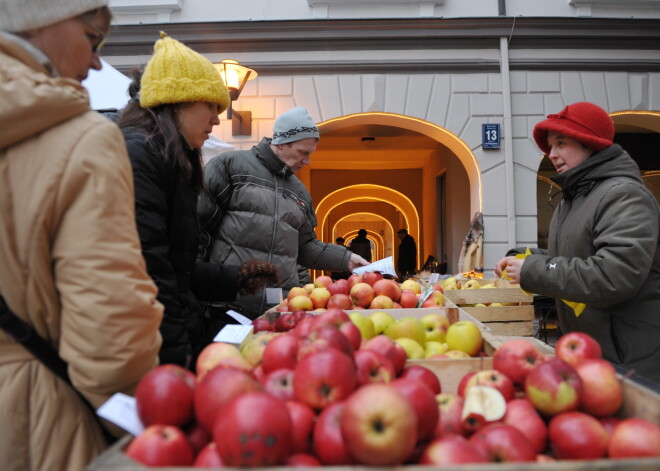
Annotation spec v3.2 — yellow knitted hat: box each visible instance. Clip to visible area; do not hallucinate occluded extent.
[140,32,230,112]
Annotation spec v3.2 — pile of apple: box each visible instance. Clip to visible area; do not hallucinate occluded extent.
[429,332,660,464]
[124,308,450,467]
[273,272,445,313]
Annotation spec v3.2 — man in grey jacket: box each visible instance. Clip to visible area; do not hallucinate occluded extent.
[198,107,368,317]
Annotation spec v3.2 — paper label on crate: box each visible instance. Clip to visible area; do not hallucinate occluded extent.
[428,273,440,284]
[352,256,397,277]
[224,309,252,326]
[265,288,284,304]
[97,393,143,436]
[214,324,253,344]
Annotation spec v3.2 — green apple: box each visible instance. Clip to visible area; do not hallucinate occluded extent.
[395,338,425,359]
[445,321,483,357]
[424,341,448,358]
[368,311,396,336]
[349,312,376,340]
[463,280,481,289]
[442,277,458,289]
[385,316,426,346]
[421,313,449,343]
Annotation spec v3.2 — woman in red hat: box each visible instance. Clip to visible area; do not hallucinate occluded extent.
[495,102,660,384]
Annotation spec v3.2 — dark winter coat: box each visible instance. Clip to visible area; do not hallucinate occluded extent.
[124,132,240,367]
[349,235,372,262]
[398,234,417,275]
[198,138,351,317]
[521,144,660,383]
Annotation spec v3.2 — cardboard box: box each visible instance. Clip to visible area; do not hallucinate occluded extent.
[444,279,535,336]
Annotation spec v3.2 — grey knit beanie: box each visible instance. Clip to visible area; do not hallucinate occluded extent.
[271,107,320,145]
[0,0,108,32]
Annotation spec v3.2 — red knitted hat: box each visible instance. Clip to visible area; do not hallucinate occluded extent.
[533,102,614,154]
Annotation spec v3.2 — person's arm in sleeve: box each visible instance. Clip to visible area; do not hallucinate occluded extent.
[53,122,162,409]
[521,184,658,307]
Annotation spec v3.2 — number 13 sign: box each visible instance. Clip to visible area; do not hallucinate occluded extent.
[482,123,500,149]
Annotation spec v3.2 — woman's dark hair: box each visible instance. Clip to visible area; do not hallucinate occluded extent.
[117,68,204,192]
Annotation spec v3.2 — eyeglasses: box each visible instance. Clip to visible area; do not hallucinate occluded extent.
[80,18,108,53]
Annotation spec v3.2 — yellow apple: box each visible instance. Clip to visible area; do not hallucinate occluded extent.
[400,279,422,295]
[445,321,483,357]
[424,341,449,358]
[368,311,396,336]
[474,303,488,308]
[443,282,459,290]
[240,331,279,367]
[463,280,481,289]
[349,312,376,340]
[443,350,472,359]
[442,277,458,289]
[394,337,425,359]
[489,303,503,307]
[481,283,496,289]
[421,313,450,343]
[385,316,426,346]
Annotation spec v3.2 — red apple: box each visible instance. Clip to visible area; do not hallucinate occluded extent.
[327,279,351,296]
[502,398,548,454]
[274,312,297,331]
[292,315,317,338]
[493,339,547,386]
[362,271,384,287]
[421,290,445,308]
[373,279,402,302]
[285,400,316,454]
[252,317,274,333]
[125,424,194,467]
[350,282,375,308]
[285,453,322,467]
[599,416,622,437]
[525,358,583,417]
[434,393,466,438]
[575,358,623,417]
[399,289,418,308]
[391,377,439,442]
[555,332,602,367]
[193,441,223,467]
[313,401,355,465]
[184,421,211,456]
[263,368,295,401]
[354,348,396,385]
[194,367,263,432]
[341,383,418,465]
[469,423,536,462]
[457,371,476,397]
[464,369,515,401]
[195,341,251,378]
[548,411,609,460]
[327,293,353,310]
[461,385,507,433]
[608,418,660,458]
[299,323,354,359]
[399,364,441,395]
[418,435,489,465]
[135,364,196,428]
[363,335,407,374]
[313,308,361,351]
[214,392,292,466]
[347,274,362,287]
[314,275,333,288]
[293,348,357,409]
[262,332,299,373]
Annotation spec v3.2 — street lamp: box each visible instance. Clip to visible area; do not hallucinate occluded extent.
[216,59,258,136]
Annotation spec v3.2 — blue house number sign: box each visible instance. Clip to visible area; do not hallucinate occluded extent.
[482,123,500,149]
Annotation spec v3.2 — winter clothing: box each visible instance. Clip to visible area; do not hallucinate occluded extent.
[350,231,372,262]
[139,32,230,112]
[198,137,352,317]
[533,102,615,155]
[0,32,162,471]
[397,231,417,276]
[122,132,242,367]
[0,0,108,32]
[520,144,660,383]
[271,106,319,144]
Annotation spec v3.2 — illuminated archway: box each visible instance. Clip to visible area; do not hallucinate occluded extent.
[318,112,482,213]
[338,213,393,261]
[316,184,421,268]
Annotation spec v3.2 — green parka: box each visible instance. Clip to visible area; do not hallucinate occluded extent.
[521,144,660,383]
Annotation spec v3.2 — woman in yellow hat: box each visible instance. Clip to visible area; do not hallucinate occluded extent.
[117,33,277,369]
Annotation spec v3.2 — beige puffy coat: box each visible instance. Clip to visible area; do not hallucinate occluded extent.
[0,33,163,471]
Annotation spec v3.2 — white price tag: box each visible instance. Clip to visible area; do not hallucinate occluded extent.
[225,309,252,325]
[213,324,253,346]
[265,288,283,304]
[97,393,143,436]
[352,256,398,277]
[429,273,440,284]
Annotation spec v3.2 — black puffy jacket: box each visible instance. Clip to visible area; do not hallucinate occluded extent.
[124,132,240,367]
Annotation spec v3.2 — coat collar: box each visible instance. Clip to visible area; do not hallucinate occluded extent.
[254,137,293,177]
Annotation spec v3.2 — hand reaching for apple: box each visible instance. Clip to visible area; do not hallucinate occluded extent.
[348,253,370,272]
[494,256,523,284]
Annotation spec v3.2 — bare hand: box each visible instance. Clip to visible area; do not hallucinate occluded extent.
[494,256,524,284]
[347,253,369,272]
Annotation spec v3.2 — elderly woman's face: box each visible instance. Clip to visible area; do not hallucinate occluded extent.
[28,13,109,82]
[546,131,593,174]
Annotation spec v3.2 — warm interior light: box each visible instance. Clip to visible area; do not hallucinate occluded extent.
[215,59,258,101]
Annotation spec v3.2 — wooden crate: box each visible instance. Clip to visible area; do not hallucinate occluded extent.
[444,279,535,336]
[88,351,660,471]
